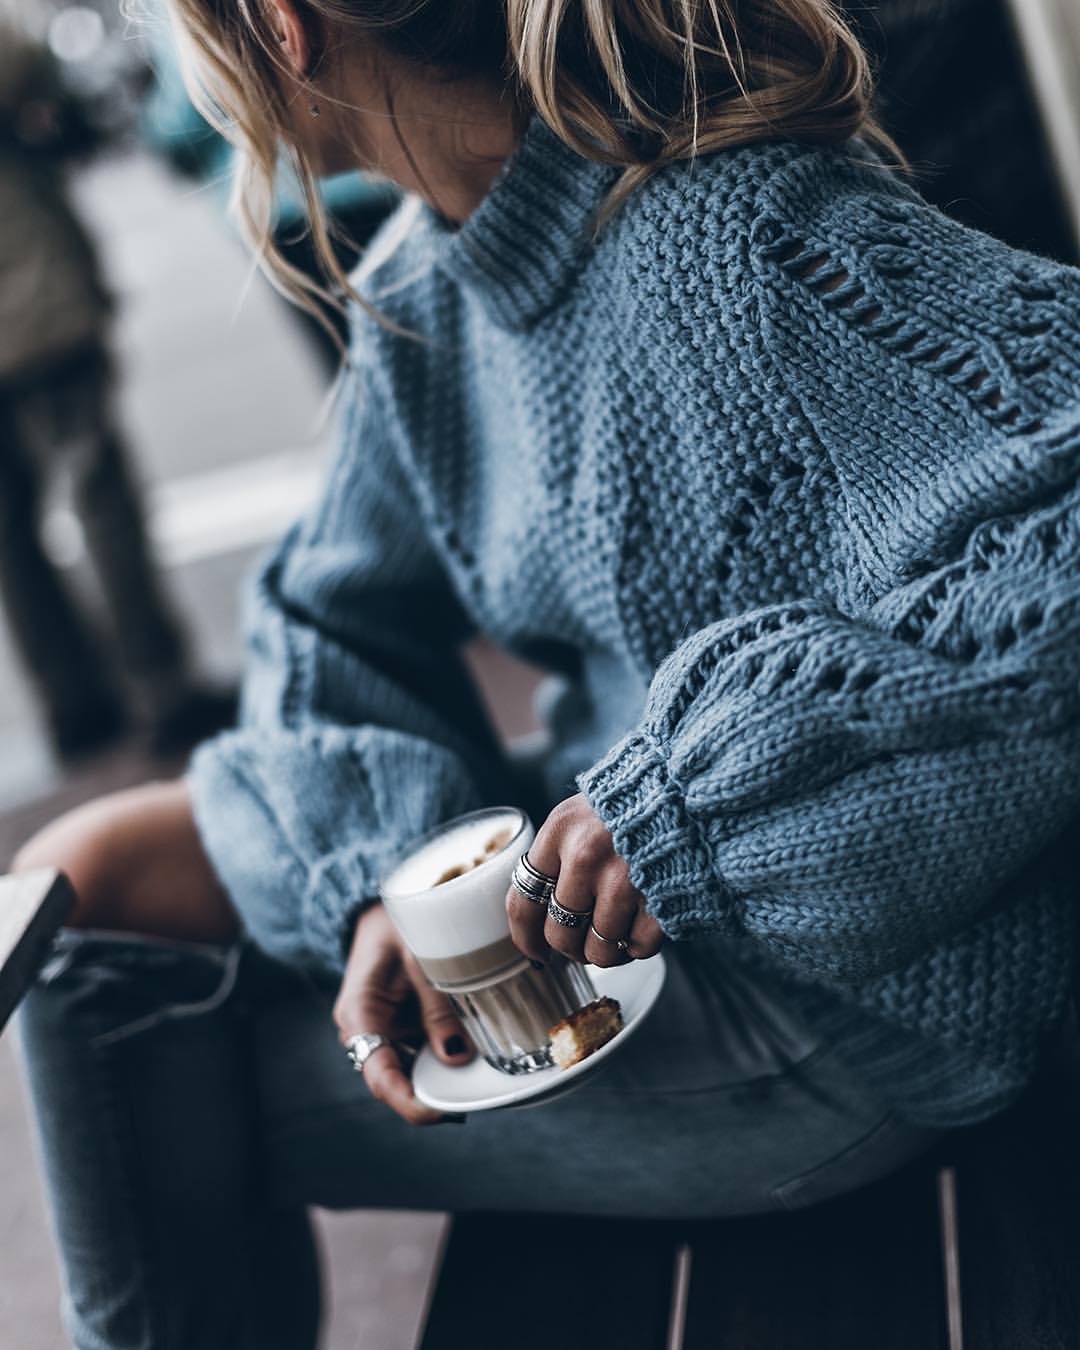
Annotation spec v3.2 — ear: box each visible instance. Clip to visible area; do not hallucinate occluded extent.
[264,0,312,80]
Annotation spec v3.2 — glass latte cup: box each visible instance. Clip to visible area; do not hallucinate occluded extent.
[378,806,596,1075]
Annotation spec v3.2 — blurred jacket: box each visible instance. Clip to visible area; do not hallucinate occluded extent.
[0,25,109,386]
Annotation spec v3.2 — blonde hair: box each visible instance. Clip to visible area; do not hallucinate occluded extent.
[165,0,896,344]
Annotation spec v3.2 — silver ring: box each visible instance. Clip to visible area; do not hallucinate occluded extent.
[511,863,553,905]
[547,894,593,929]
[589,922,632,953]
[520,850,557,884]
[512,852,556,905]
[345,1032,395,1075]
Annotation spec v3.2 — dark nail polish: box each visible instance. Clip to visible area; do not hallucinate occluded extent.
[444,1035,467,1056]
[530,960,545,971]
[437,1113,468,1125]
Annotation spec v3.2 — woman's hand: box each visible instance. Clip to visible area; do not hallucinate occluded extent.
[333,903,473,1125]
[505,793,665,967]
[12,779,241,945]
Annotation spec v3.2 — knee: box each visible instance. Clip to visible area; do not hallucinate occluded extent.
[15,793,127,897]
[13,781,182,931]
[13,780,241,946]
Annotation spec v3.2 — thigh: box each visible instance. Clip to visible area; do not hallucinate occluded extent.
[251,944,939,1219]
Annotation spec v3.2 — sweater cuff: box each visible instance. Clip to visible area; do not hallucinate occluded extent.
[574,728,738,940]
[301,851,379,975]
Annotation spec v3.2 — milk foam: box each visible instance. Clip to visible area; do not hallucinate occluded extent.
[380,808,532,959]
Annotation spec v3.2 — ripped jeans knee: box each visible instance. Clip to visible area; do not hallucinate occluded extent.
[25,927,247,1048]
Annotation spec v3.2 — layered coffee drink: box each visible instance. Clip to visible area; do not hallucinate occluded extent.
[379,807,596,1074]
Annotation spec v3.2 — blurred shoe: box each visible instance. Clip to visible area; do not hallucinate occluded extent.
[50,698,130,764]
[145,685,238,758]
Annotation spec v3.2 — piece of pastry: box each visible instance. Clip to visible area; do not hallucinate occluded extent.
[549,997,624,1069]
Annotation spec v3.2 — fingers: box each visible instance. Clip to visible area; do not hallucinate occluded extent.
[505,808,564,962]
[335,985,445,1127]
[506,795,664,967]
[362,1047,447,1127]
[334,905,463,1127]
[405,954,474,1067]
[626,910,666,961]
[541,844,596,961]
[582,867,639,968]
[506,887,552,964]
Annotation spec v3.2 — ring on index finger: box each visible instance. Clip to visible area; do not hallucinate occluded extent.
[512,851,556,906]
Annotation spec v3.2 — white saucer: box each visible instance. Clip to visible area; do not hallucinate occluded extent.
[412,954,667,1113]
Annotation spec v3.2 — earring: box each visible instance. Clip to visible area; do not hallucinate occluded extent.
[310,99,320,118]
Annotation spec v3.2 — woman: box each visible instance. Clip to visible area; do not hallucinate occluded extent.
[14,1,1080,1345]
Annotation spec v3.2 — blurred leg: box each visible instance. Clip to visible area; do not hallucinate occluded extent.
[39,354,189,689]
[14,932,321,1350]
[0,392,122,747]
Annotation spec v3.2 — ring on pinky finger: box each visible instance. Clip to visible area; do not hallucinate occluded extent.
[589,922,632,953]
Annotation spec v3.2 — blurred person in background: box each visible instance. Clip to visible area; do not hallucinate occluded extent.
[0,12,234,762]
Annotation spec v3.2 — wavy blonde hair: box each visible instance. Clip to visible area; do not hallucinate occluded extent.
[165,0,896,342]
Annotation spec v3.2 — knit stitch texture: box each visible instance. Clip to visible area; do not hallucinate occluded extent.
[189,115,1080,1127]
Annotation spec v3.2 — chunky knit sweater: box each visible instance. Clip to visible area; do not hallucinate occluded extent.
[190,114,1080,1128]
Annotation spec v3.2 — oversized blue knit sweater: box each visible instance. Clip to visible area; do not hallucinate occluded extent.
[189,114,1080,1128]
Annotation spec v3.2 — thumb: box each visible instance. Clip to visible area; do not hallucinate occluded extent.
[406,957,474,1066]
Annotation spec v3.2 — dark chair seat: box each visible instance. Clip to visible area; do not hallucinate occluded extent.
[420,1022,1080,1350]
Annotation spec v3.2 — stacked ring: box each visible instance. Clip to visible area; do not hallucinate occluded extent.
[547,894,593,929]
[512,851,556,906]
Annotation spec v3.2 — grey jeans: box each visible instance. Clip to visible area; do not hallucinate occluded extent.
[14,924,937,1350]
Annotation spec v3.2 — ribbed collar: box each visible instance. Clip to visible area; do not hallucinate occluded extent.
[414,115,622,331]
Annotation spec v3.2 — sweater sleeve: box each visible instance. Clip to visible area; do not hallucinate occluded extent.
[576,164,1080,985]
[187,346,511,975]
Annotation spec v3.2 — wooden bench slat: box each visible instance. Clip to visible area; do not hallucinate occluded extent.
[682,1167,948,1349]
[0,870,75,1031]
[419,1214,681,1350]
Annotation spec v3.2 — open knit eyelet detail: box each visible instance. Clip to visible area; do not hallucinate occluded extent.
[764,230,1064,442]
[1013,279,1055,303]
[727,512,752,541]
[884,484,1076,656]
[659,603,818,733]
[815,662,846,693]
[848,667,880,693]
